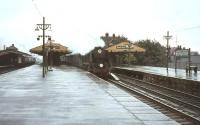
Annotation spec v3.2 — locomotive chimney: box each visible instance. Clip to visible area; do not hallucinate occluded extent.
[113,33,115,38]
[105,33,109,38]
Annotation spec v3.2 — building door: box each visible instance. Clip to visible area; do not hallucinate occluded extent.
[18,57,22,64]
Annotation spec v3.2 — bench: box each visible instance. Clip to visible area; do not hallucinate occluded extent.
[186,65,198,73]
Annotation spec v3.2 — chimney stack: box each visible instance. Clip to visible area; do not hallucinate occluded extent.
[113,33,115,38]
[105,33,109,38]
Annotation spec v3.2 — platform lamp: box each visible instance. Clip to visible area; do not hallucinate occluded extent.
[127,41,132,67]
[48,38,54,72]
[35,17,51,78]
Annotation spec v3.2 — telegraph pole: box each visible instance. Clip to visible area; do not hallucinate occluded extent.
[175,48,177,71]
[42,17,45,77]
[164,31,172,72]
[188,48,191,74]
[35,17,51,78]
[175,36,178,72]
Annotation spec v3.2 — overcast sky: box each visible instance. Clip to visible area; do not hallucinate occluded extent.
[0,0,200,55]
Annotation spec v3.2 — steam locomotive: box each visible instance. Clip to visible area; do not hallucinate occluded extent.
[61,47,111,78]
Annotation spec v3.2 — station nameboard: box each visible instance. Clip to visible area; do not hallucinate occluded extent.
[106,41,145,53]
[176,49,189,57]
[116,44,134,49]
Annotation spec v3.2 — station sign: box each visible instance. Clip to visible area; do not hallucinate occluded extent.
[176,49,189,57]
[116,44,134,49]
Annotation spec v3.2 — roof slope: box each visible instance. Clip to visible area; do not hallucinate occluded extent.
[30,42,71,55]
[0,50,31,57]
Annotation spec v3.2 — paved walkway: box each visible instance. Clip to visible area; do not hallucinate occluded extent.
[0,65,179,125]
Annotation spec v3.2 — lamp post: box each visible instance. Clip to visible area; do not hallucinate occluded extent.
[35,17,51,77]
[175,47,177,72]
[164,31,172,72]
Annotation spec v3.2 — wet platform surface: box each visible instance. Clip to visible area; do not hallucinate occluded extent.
[0,65,179,125]
[116,65,200,81]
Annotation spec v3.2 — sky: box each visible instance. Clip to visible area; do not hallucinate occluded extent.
[0,0,200,55]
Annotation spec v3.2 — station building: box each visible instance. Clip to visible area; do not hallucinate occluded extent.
[101,33,145,66]
[0,44,35,66]
[169,51,200,70]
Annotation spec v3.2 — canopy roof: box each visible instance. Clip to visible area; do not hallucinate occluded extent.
[105,41,145,53]
[30,42,71,55]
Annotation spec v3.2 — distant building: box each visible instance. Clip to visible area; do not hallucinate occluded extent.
[191,51,199,56]
[169,47,200,70]
[170,46,199,56]
[169,55,200,70]
[0,44,34,66]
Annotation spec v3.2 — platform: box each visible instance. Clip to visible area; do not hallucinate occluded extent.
[116,65,200,81]
[0,65,179,125]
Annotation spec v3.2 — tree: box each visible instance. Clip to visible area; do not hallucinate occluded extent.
[134,39,167,67]
[123,53,136,64]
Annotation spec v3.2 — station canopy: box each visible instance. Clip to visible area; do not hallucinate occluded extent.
[106,41,145,53]
[30,41,71,55]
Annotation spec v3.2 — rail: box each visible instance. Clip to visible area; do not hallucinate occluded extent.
[108,73,200,124]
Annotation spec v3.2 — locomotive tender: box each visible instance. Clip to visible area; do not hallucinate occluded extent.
[61,47,111,78]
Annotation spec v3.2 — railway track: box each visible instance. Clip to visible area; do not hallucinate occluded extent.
[0,65,30,74]
[108,73,200,125]
[0,66,16,74]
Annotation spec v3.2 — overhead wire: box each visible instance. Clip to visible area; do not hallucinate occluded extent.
[174,25,200,49]
[31,0,43,17]
[182,25,200,31]
[177,25,200,32]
